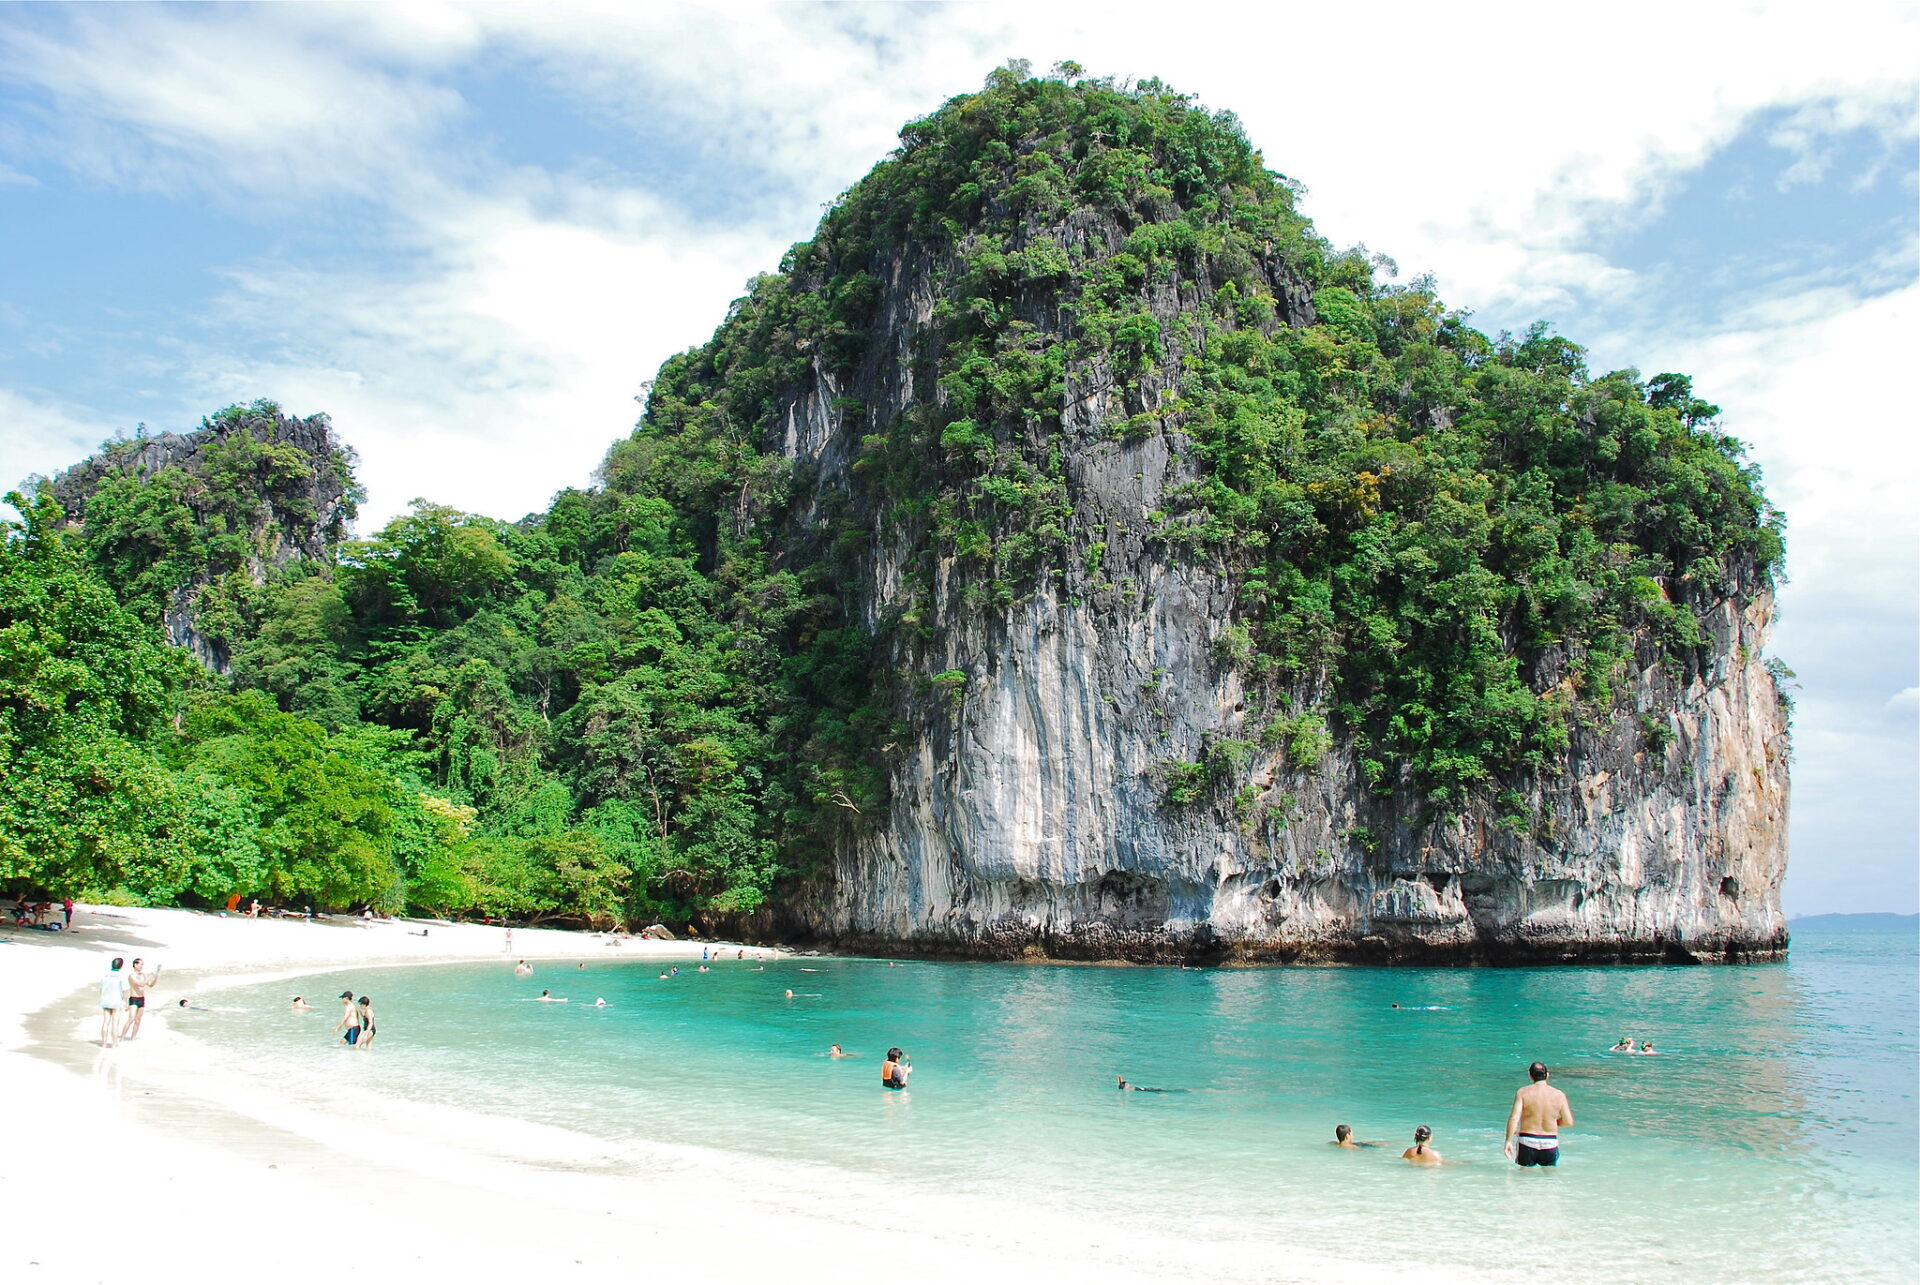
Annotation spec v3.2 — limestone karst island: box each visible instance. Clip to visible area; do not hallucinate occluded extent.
[3,69,1790,965]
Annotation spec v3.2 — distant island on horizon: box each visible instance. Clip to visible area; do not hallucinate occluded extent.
[1789,913,1919,934]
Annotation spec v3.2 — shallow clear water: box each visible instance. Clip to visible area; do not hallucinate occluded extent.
[191,931,1917,1281]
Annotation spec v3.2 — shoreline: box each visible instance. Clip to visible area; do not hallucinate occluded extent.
[4,905,1405,1285]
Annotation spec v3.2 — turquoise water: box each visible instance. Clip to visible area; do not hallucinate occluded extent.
[191,932,1917,1281]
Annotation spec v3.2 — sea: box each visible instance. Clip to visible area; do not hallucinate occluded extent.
[184,929,1917,1282]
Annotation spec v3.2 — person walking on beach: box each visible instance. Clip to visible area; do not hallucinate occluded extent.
[334,991,362,1045]
[120,958,159,1040]
[99,957,129,1047]
[1504,1062,1574,1167]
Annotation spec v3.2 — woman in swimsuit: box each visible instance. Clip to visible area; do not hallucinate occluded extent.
[1402,1125,1442,1166]
[356,996,376,1050]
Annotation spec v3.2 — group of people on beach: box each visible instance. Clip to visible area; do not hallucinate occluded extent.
[1327,1062,1574,1168]
[8,895,74,930]
[96,956,159,1046]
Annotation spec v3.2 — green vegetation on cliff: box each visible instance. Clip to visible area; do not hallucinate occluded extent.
[2,66,1783,922]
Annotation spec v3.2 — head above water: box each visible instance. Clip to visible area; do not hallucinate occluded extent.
[1413,1125,1431,1143]
[1529,1062,1549,1081]
[1335,1124,1352,1142]
[886,1047,903,1061]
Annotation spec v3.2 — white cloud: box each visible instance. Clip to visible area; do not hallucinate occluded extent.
[0,387,109,492]
[192,189,782,524]
[1889,687,1920,717]
[0,7,468,206]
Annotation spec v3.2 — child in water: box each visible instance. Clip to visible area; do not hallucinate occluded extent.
[881,1048,911,1088]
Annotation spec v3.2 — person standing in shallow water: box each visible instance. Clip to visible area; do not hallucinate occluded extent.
[121,958,159,1040]
[881,1048,911,1088]
[98,957,129,1047]
[334,991,361,1045]
[1505,1061,1574,1167]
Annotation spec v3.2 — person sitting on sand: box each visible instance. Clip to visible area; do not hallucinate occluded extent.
[1332,1124,1383,1148]
[1403,1125,1443,1166]
[881,1048,911,1088]
[514,960,533,976]
[291,997,313,1012]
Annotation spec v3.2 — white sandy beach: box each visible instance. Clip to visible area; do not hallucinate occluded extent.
[2,905,1430,1285]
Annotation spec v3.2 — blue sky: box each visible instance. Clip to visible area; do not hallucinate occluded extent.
[0,1,1913,915]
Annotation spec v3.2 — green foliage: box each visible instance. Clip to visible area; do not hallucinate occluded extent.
[9,66,1787,922]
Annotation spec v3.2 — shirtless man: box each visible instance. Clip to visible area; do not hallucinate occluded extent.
[1504,1061,1574,1167]
[120,958,159,1039]
[334,991,362,1045]
[1332,1124,1382,1148]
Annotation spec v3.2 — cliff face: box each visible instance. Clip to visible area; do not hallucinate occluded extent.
[626,73,1792,961]
[46,403,358,671]
[756,239,1787,963]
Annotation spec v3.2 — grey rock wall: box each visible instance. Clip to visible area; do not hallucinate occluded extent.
[755,226,1789,965]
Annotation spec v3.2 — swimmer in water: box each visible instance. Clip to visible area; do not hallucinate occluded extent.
[1611,1036,1635,1052]
[1116,1076,1181,1093]
[881,1048,911,1088]
[1639,1040,1659,1056]
[291,996,313,1012]
[594,997,607,1007]
[698,965,709,973]
[829,1044,853,1058]
[784,989,794,999]
[537,990,567,1002]
[514,960,533,976]
[1332,1124,1383,1148]
[1402,1125,1443,1166]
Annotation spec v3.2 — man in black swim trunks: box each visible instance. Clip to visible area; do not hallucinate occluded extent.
[1504,1061,1574,1167]
[121,958,158,1040]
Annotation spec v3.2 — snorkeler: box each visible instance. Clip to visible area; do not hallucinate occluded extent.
[1611,1036,1635,1052]
[1403,1125,1443,1166]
